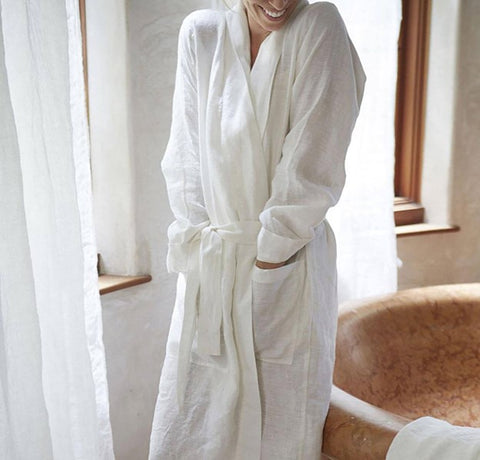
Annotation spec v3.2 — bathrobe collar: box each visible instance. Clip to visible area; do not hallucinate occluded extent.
[226,0,307,139]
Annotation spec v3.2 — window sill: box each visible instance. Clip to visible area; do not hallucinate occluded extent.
[98,274,152,295]
[394,197,460,237]
[394,199,425,226]
[396,223,460,238]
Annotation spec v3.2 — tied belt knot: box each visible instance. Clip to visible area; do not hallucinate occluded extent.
[177,220,261,406]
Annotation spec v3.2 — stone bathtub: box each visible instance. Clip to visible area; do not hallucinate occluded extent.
[322,283,480,459]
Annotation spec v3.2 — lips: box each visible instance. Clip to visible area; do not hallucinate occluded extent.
[259,5,287,21]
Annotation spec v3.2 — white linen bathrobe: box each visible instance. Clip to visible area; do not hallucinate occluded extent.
[149,1,365,459]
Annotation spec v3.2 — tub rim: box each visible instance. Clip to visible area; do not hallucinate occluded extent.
[323,283,480,459]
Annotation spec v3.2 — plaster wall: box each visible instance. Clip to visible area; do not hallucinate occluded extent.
[88,1,209,459]
[86,0,136,275]
[397,0,480,289]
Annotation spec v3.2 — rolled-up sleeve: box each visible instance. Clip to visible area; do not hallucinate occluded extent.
[257,4,366,263]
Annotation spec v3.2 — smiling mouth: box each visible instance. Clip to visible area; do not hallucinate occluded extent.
[259,5,287,20]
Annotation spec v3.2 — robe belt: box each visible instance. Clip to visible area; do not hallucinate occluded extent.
[177,220,261,407]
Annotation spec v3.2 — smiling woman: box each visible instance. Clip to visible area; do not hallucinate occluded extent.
[148,1,365,459]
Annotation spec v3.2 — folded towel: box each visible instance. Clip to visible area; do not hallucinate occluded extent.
[387,416,480,460]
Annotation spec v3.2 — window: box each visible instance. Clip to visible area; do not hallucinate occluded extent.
[79,0,152,294]
[394,0,431,226]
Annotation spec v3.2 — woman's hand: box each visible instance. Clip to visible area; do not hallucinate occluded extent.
[255,252,298,269]
[255,259,288,269]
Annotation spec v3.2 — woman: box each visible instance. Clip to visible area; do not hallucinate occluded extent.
[149,1,365,458]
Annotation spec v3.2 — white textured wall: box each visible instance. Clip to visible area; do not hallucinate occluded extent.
[397,0,480,289]
[88,1,210,459]
[419,0,459,224]
[87,0,137,275]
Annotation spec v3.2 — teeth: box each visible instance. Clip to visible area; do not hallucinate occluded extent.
[262,7,286,18]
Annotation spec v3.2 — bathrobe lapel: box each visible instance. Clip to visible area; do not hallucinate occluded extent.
[225,4,282,150]
[250,31,283,142]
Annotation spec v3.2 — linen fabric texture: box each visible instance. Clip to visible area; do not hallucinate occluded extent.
[387,416,480,460]
[149,1,365,459]
[0,0,114,458]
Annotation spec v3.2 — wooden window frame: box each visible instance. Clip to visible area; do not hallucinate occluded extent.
[79,0,89,119]
[394,0,431,226]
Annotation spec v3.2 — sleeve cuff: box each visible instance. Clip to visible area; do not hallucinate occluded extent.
[165,220,209,273]
[166,243,189,273]
[256,226,310,264]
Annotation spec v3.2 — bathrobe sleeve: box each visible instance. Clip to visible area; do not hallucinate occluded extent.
[257,4,366,264]
[162,16,209,273]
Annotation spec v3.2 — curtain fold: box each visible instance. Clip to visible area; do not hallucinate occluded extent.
[0,0,114,458]
[0,10,53,458]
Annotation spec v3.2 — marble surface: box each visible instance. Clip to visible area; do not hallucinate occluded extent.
[323,386,408,459]
[323,283,480,459]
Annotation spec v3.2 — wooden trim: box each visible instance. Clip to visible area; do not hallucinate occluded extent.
[394,200,424,226]
[79,0,89,120]
[99,275,152,295]
[396,223,459,238]
[97,255,152,295]
[394,0,431,202]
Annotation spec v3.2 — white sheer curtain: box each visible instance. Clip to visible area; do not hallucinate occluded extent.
[0,0,114,458]
[324,0,400,302]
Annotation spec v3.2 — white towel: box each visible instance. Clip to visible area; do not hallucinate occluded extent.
[387,416,480,459]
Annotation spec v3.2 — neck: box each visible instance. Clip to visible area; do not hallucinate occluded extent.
[245,15,271,68]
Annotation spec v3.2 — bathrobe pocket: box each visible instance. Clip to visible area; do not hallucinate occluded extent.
[252,259,304,364]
